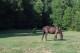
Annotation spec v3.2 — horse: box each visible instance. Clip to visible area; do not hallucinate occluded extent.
[42,26,63,41]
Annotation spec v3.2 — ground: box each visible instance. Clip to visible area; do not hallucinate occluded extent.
[0,30,80,53]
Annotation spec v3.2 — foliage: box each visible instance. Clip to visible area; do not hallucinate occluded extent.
[32,28,37,33]
[0,0,80,31]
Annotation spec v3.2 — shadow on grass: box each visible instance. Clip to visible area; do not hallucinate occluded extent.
[0,29,42,38]
[47,39,66,41]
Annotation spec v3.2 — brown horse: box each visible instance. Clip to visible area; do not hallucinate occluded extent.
[42,26,63,41]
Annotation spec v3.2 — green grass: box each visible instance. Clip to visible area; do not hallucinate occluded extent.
[0,30,80,53]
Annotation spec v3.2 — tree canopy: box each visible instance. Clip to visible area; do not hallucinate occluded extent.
[0,0,80,30]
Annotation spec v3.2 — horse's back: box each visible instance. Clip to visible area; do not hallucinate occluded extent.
[43,26,60,34]
[48,27,56,34]
[42,26,50,33]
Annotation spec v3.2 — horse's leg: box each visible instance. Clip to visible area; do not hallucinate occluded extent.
[45,33,47,41]
[54,32,57,41]
[42,33,45,41]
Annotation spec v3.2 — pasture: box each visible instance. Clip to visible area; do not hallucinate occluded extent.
[0,30,80,53]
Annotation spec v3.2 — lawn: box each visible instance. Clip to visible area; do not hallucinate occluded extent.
[0,30,80,53]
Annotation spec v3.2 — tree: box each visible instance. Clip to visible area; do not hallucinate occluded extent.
[50,0,66,27]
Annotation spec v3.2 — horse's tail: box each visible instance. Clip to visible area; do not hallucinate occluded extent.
[59,28,63,40]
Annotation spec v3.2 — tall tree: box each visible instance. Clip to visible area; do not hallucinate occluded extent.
[51,0,66,27]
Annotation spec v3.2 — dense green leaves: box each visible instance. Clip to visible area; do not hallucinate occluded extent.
[50,0,80,30]
[34,0,43,14]
[62,7,72,30]
[0,0,80,30]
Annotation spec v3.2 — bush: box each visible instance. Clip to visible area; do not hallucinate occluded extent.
[32,28,37,33]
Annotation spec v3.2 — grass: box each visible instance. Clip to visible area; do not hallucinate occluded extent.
[0,30,80,53]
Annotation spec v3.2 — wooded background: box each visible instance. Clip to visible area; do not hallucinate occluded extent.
[0,0,80,30]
